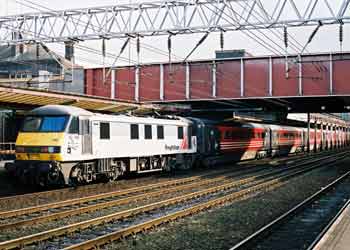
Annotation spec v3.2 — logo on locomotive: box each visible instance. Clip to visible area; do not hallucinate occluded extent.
[165,145,180,151]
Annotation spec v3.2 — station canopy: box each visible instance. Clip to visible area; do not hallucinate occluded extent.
[0,85,153,113]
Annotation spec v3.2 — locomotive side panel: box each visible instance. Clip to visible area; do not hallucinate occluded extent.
[90,119,196,159]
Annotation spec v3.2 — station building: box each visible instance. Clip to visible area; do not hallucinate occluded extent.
[0,43,85,147]
[0,43,84,94]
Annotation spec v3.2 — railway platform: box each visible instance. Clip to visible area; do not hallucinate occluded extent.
[0,160,12,168]
[313,200,350,250]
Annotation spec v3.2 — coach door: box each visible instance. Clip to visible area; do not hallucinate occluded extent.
[271,129,278,149]
[264,129,270,149]
[81,119,92,155]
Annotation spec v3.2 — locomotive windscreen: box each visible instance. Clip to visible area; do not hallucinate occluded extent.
[21,116,69,132]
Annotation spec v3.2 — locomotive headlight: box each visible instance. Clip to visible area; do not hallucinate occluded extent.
[48,146,60,153]
[48,146,54,153]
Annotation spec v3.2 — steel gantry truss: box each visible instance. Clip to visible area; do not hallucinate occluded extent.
[0,0,350,44]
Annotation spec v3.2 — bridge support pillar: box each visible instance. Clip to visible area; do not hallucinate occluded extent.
[334,125,337,149]
[135,66,140,102]
[320,122,324,150]
[212,61,217,98]
[185,63,190,99]
[160,64,164,100]
[336,126,339,148]
[111,69,115,99]
[326,124,329,150]
[314,119,317,152]
[340,127,343,147]
[330,125,333,149]
[307,113,310,153]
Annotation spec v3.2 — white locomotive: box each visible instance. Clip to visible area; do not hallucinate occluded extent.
[12,105,196,185]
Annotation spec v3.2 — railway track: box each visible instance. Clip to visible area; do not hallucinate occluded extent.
[0,151,346,250]
[0,157,275,208]
[0,162,272,210]
[229,166,350,250]
[0,148,340,211]
[0,164,275,219]
[0,166,271,230]
[0,150,341,230]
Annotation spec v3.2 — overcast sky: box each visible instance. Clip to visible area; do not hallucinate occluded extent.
[1,0,350,67]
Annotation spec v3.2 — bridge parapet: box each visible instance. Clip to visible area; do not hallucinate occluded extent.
[85,52,350,109]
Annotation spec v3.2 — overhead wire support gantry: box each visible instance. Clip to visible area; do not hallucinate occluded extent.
[0,0,350,45]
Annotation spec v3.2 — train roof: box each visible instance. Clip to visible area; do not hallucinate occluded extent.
[220,121,305,130]
[241,122,269,129]
[92,113,191,126]
[269,124,304,131]
[30,105,93,116]
[218,121,270,129]
[29,105,191,125]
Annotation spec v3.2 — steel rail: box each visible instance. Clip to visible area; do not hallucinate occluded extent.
[0,163,258,204]
[0,150,343,231]
[0,166,272,230]
[3,149,329,230]
[0,167,240,219]
[229,169,350,250]
[306,200,350,250]
[0,153,341,226]
[0,146,337,204]
[63,155,349,250]
[0,152,346,250]
[0,150,339,221]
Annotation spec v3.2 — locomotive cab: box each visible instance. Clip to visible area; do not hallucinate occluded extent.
[10,106,93,186]
[16,115,69,161]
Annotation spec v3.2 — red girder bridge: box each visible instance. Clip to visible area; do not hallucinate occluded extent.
[1,0,350,114]
[86,52,350,113]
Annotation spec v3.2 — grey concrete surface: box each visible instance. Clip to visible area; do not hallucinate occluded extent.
[314,201,350,250]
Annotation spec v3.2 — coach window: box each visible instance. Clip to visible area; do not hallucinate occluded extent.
[230,131,234,138]
[178,126,184,139]
[100,122,110,139]
[131,124,139,139]
[145,125,152,139]
[157,125,164,139]
[69,117,79,134]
